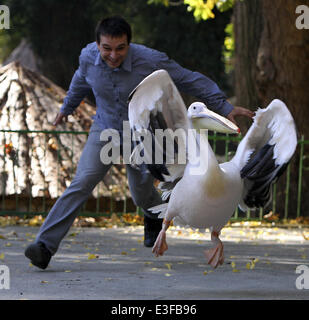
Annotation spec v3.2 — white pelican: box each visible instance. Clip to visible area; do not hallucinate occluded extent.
[128,70,297,268]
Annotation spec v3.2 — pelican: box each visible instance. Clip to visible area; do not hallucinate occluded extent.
[128,70,297,268]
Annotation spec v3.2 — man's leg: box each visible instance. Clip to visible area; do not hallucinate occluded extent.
[25,123,112,267]
[126,165,163,247]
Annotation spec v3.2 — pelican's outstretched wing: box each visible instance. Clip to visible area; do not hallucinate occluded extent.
[128,69,190,185]
[231,99,297,209]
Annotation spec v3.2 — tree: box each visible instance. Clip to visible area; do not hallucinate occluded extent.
[234,0,309,216]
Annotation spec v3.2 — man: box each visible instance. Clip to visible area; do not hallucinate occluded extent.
[25,16,254,269]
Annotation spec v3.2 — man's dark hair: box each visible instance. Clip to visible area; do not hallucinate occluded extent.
[95,16,132,44]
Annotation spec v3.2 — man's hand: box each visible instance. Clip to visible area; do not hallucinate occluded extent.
[53,112,68,126]
[227,106,255,125]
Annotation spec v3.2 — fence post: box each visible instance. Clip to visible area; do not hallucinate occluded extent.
[297,135,304,218]
[284,163,291,220]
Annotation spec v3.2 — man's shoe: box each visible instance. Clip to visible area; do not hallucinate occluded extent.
[24,242,52,270]
[144,216,163,247]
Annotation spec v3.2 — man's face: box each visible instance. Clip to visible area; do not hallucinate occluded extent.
[97,34,129,69]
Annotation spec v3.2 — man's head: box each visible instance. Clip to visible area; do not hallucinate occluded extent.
[96,16,131,69]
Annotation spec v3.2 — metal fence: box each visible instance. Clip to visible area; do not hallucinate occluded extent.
[0,129,308,220]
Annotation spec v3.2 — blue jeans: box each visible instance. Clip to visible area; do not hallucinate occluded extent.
[35,123,162,255]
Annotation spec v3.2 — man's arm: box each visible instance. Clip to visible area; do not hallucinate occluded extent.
[54,53,92,126]
[154,51,254,122]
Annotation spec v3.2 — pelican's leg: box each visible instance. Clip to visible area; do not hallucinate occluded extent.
[152,219,170,257]
[204,230,224,268]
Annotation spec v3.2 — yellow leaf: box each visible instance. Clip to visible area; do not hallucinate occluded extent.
[231,261,236,268]
[203,271,208,275]
[0,234,6,239]
[64,270,71,273]
[69,232,78,237]
[301,254,307,259]
[246,263,251,270]
[5,242,11,247]
[165,273,171,277]
[165,263,172,270]
[0,253,4,260]
[144,261,153,265]
[130,248,137,252]
[87,253,98,260]
[121,251,128,255]
[232,269,240,272]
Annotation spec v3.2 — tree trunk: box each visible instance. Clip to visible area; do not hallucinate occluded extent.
[234,0,309,217]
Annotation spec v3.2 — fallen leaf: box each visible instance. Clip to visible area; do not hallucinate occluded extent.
[87,253,99,260]
[40,281,48,284]
[165,263,172,270]
[121,251,128,255]
[0,253,4,260]
[65,270,71,273]
[232,269,240,273]
[5,242,11,247]
[231,261,236,268]
[165,273,171,277]
[69,232,78,237]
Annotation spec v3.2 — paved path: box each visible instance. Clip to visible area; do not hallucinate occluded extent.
[1,225,309,300]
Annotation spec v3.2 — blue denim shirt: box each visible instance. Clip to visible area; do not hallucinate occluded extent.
[60,42,234,132]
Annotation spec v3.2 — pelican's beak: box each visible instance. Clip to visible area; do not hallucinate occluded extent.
[190,109,240,134]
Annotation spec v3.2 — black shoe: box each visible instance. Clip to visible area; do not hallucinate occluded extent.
[24,242,52,270]
[144,216,163,247]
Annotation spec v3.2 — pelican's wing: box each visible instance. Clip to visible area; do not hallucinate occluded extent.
[231,99,297,210]
[128,69,190,187]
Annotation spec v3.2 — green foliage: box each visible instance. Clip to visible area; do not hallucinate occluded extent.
[223,22,234,73]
